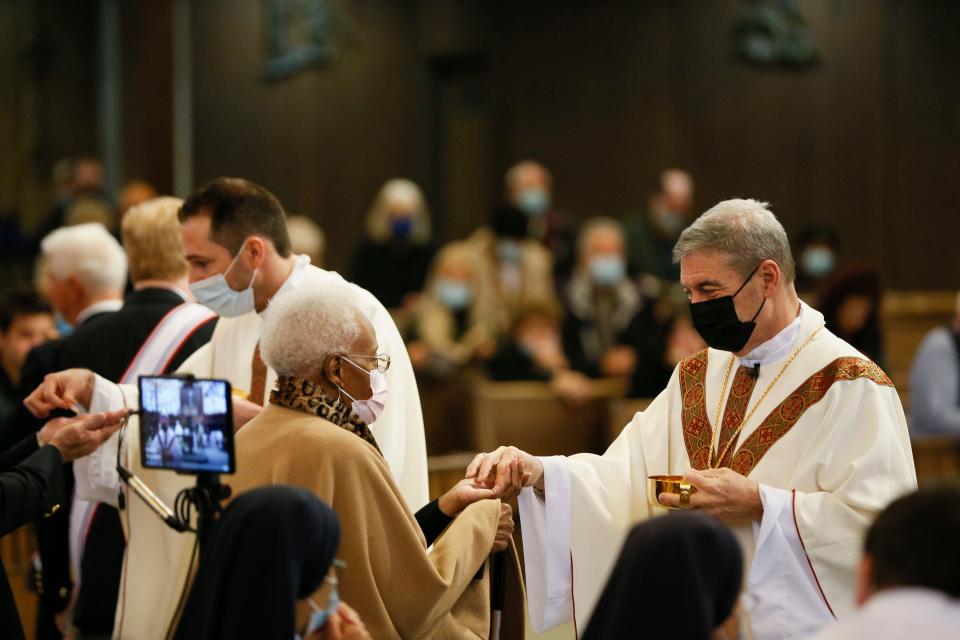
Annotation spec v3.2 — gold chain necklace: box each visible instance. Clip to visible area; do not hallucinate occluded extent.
[709,324,824,469]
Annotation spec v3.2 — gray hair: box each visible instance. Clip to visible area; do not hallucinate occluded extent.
[41,222,128,295]
[672,199,795,282]
[576,217,625,258]
[260,285,368,379]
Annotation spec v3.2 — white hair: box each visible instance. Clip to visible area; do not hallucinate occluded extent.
[672,199,796,282]
[260,285,368,378]
[41,222,128,295]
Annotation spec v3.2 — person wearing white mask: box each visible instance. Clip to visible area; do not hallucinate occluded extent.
[561,217,661,380]
[229,285,526,639]
[26,178,428,640]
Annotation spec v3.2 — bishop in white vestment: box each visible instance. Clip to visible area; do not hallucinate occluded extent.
[469,200,917,639]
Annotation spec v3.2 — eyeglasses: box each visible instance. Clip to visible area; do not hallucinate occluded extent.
[340,353,391,373]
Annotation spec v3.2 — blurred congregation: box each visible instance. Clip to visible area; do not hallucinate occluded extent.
[1,1,960,640]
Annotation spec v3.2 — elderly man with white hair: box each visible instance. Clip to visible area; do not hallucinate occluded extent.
[467,199,917,639]
[17,206,217,639]
[229,285,525,639]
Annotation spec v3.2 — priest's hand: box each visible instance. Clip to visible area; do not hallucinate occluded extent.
[308,602,371,640]
[491,502,514,553]
[438,478,497,517]
[24,368,96,418]
[658,468,763,522]
[467,446,543,495]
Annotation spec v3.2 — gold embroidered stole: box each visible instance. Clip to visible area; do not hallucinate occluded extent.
[678,349,893,476]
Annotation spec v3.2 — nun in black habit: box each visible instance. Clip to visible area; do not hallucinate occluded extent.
[173,485,343,640]
[582,512,744,640]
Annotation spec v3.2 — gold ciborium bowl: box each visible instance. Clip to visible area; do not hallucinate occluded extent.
[648,475,696,510]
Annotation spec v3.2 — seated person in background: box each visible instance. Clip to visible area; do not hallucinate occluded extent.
[407,242,498,378]
[504,160,575,281]
[792,226,840,298]
[467,204,558,332]
[118,179,158,218]
[628,300,706,398]
[488,302,593,404]
[561,218,660,380]
[352,179,436,310]
[625,168,695,281]
[0,291,56,425]
[908,291,960,436]
[583,513,743,640]
[286,214,327,268]
[811,486,960,640]
[231,286,524,639]
[818,264,885,367]
[175,485,370,640]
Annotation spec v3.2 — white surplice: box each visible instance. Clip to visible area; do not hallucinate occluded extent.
[73,256,428,640]
[518,302,917,639]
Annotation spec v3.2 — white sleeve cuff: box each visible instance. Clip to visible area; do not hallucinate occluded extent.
[73,375,128,507]
[748,484,833,639]
[518,456,573,632]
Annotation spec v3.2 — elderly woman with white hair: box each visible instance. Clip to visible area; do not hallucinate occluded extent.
[230,285,526,639]
[352,179,436,309]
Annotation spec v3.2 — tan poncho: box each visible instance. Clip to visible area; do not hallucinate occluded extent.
[231,403,524,639]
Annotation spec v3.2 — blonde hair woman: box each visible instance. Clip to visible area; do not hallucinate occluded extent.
[352,179,436,309]
[407,242,498,377]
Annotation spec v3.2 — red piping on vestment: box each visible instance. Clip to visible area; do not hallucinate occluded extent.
[791,489,837,619]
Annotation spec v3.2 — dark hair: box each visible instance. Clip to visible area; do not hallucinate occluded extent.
[0,291,52,333]
[491,205,529,240]
[864,486,960,597]
[179,177,292,257]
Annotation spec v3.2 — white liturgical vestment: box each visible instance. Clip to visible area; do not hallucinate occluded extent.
[74,256,428,640]
[518,302,916,639]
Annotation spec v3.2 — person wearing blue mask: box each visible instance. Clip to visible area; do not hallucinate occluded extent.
[352,179,436,309]
[561,218,662,381]
[466,205,559,333]
[793,227,841,296]
[504,160,576,281]
[407,242,499,378]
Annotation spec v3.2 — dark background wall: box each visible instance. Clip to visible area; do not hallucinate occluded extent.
[4,0,959,288]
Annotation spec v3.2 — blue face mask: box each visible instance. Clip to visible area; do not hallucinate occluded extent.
[390,217,413,240]
[435,279,472,311]
[589,255,626,286]
[189,243,257,317]
[515,187,550,217]
[304,576,339,638]
[496,240,522,264]
[800,247,835,279]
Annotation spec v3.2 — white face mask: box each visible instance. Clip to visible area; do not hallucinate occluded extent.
[189,244,258,317]
[337,357,388,424]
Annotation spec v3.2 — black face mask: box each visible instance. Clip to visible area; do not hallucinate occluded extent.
[690,266,766,353]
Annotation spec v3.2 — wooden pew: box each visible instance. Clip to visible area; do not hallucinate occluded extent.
[911,435,960,487]
[881,290,957,410]
[471,379,627,457]
[1,525,37,640]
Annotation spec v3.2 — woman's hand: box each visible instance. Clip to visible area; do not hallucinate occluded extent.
[438,478,496,517]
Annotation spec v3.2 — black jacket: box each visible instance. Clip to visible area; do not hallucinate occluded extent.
[1,288,216,634]
[0,441,64,640]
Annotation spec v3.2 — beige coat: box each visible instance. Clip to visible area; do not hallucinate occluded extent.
[231,404,524,639]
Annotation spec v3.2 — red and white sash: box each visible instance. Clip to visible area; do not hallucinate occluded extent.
[69,302,216,588]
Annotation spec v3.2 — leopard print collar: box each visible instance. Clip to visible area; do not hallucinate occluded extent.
[269,375,382,456]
